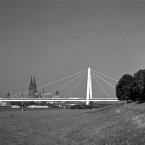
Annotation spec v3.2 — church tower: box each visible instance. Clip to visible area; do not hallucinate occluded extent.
[29,77,33,91]
[28,76,37,98]
[33,77,37,94]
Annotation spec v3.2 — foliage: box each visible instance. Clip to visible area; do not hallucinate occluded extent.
[116,69,145,102]
[134,69,145,101]
[116,74,134,101]
[10,101,37,107]
[70,103,94,109]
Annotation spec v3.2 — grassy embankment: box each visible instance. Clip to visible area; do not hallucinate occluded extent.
[0,102,145,145]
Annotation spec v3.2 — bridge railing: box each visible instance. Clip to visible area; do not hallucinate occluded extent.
[0,98,118,102]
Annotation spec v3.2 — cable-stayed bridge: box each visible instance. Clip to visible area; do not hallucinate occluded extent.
[0,67,118,105]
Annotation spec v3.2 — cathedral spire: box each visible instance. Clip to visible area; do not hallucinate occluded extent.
[29,76,37,98]
[33,76,37,92]
[33,77,36,88]
[29,76,33,90]
[31,76,33,84]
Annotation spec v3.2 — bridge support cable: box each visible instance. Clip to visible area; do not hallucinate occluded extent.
[47,71,87,96]
[12,69,87,98]
[37,69,87,90]
[91,73,111,98]
[91,71,115,89]
[64,73,87,98]
[92,69,118,82]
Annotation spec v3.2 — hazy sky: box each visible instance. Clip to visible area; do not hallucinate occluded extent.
[0,0,145,96]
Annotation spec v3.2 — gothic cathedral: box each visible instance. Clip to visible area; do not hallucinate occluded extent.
[29,77,37,98]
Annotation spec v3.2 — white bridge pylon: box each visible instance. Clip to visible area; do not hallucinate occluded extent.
[0,67,118,105]
[86,67,92,105]
[86,67,117,105]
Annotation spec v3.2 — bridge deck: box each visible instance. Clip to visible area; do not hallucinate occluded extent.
[0,98,118,102]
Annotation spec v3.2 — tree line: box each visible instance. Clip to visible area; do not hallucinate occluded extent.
[116,69,145,102]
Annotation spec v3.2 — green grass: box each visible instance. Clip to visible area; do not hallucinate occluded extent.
[0,102,145,145]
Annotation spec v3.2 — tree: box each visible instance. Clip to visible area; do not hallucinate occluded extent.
[129,81,139,101]
[134,69,145,101]
[116,74,134,101]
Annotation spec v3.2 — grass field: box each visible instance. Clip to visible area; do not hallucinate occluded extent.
[0,102,145,145]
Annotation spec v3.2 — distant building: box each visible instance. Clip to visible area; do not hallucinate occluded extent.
[41,93,52,98]
[28,77,37,98]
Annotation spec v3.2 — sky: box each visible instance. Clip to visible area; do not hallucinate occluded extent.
[0,0,145,96]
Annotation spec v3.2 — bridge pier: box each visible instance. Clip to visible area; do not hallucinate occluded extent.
[86,67,92,105]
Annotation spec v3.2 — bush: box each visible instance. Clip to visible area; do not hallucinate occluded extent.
[10,101,37,107]
[70,103,94,109]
